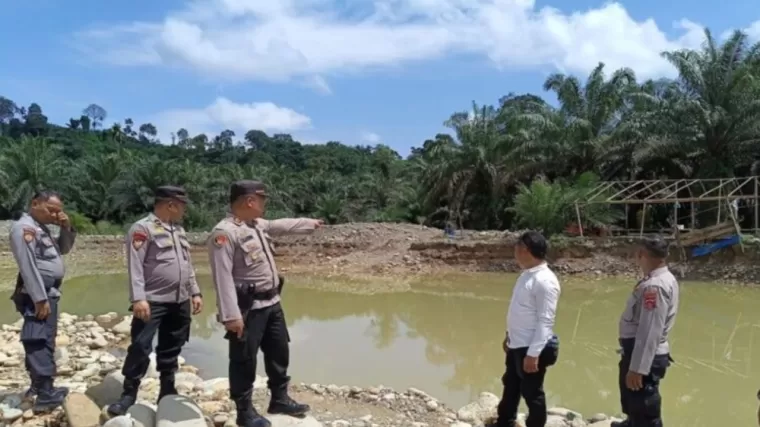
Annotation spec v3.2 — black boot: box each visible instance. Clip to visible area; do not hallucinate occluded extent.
[158,373,178,403]
[235,398,271,427]
[267,392,310,417]
[107,379,140,417]
[32,378,68,414]
[611,421,630,427]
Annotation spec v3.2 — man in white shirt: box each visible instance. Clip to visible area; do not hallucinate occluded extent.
[493,231,561,427]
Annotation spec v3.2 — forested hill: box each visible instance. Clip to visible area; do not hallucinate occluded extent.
[1,28,759,235]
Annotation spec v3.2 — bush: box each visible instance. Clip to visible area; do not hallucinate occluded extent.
[509,172,623,236]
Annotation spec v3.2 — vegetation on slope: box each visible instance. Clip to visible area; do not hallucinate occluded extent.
[1,29,759,235]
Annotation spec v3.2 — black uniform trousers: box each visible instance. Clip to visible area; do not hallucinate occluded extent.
[618,338,671,427]
[228,302,291,402]
[496,345,558,427]
[18,295,60,379]
[121,300,191,380]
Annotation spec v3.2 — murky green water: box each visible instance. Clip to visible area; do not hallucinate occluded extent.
[1,273,757,426]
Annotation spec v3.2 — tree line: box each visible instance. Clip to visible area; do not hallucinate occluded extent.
[1,29,759,235]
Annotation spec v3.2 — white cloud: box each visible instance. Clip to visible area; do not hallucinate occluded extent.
[302,75,332,95]
[152,97,311,140]
[360,131,382,143]
[71,0,760,83]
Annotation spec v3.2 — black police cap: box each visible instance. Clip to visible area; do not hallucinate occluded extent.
[154,186,189,203]
[229,180,267,204]
[641,235,669,259]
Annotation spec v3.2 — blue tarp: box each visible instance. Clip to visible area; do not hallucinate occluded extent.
[690,234,741,258]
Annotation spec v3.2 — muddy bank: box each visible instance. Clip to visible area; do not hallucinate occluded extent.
[1,222,759,285]
[0,312,620,427]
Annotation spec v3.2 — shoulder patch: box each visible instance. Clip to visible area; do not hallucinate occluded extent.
[212,233,229,247]
[643,287,658,310]
[132,230,148,250]
[22,227,36,243]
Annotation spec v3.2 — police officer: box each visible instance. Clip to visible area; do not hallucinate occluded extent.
[8,190,76,414]
[108,186,204,416]
[208,180,322,427]
[612,237,679,427]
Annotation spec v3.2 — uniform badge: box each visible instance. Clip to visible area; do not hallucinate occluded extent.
[643,287,658,310]
[22,227,35,243]
[132,231,148,250]
[213,234,228,247]
[250,252,258,261]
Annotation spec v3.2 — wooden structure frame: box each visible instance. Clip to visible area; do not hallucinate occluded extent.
[573,177,760,238]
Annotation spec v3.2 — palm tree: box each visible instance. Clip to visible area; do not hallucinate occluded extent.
[420,103,531,229]
[636,29,760,178]
[0,135,69,213]
[528,63,639,178]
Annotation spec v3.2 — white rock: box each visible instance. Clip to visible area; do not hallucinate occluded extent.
[103,415,134,427]
[268,415,324,427]
[546,414,571,427]
[1,407,23,422]
[449,423,472,427]
[127,403,157,427]
[86,371,125,408]
[112,317,132,335]
[156,395,206,427]
[456,392,499,423]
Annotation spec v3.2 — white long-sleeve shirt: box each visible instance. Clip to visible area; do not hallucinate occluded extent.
[506,263,561,357]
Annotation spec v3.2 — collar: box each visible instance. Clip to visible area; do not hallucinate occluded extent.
[523,262,548,274]
[225,213,244,226]
[21,212,39,226]
[649,266,669,277]
[148,213,172,228]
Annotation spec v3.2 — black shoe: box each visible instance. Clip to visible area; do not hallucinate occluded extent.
[611,421,630,427]
[235,399,271,427]
[107,379,140,417]
[158,374,178,402]
[32,378,69,414]
[267,395,310,417]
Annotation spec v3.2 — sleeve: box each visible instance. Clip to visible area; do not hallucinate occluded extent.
[258,218,317,237]
[57,226,77,255]
[207,230,240,322]
[629,285,668,374]
[126,224,149,302]
[527,275,560,357]
[187,249,201,297]
[9,225,48,303]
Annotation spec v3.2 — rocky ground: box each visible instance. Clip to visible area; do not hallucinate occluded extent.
[0,312,619,427]
[2,221,760,286]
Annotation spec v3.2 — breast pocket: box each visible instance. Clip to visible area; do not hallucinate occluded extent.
[37,237,58,260]
[153,235,176,261]
[240,242,263,267]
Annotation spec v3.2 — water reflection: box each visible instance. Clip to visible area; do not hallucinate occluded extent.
[1,273,758,426]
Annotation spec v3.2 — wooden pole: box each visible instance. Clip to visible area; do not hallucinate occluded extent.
[717,180,723,223]
[674,182,679,230]
[640,204,647,237]
[754,177,758,235]
[574,203,584,237]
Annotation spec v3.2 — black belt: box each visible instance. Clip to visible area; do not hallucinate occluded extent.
[251,288,278,301]
[618,338,675,363]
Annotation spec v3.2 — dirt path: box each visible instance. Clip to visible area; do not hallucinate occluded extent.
[1,222,759,288]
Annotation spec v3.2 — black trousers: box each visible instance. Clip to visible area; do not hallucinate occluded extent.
[121,301,191,380]
[618,344,670,427]
[19,296,60,379]
[496,346,558,427]
[228,302,291,402]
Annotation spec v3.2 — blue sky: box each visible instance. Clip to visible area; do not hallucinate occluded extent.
[1,0,758,156]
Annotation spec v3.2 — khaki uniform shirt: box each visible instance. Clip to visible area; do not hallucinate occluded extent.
[619,266,680,374]
[9,213,76,302]
[126,213,200,303]
[207,214,317,322]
